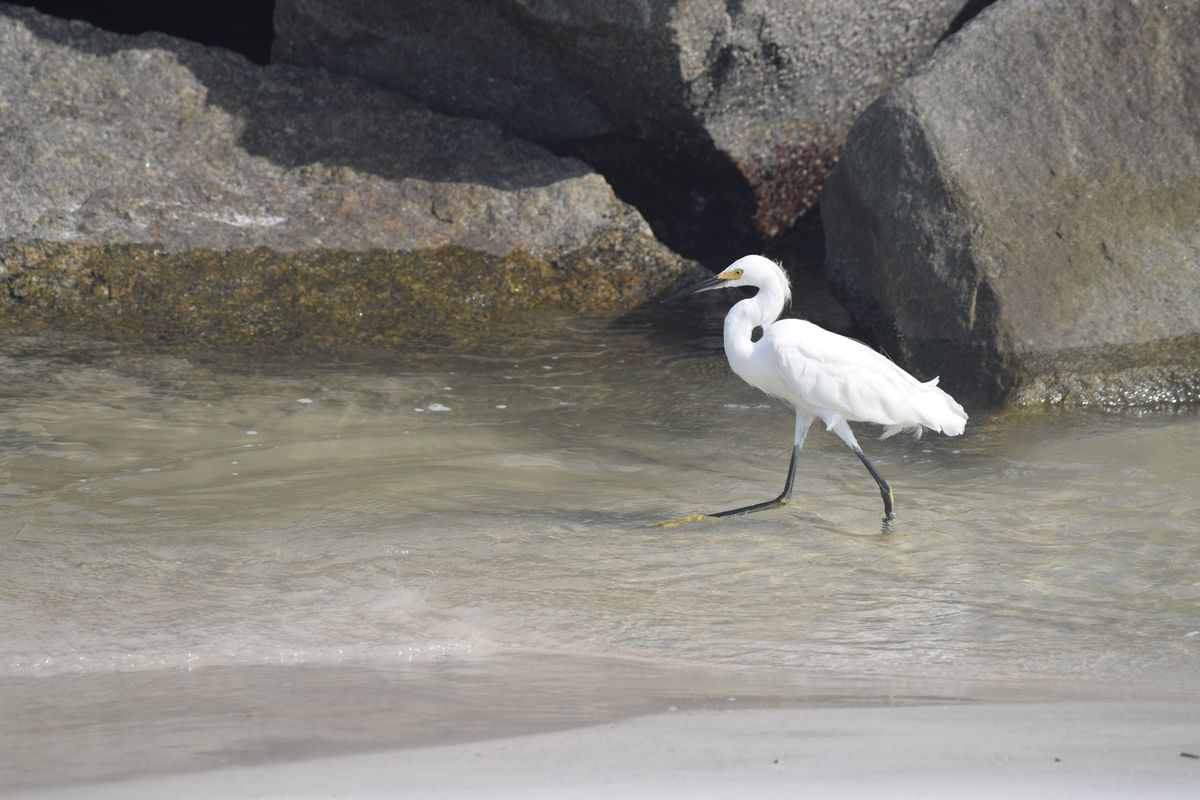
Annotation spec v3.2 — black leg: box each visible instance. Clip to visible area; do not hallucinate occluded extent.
[853,447,895,520]
[653,410,813,528]
[709,443,801,518]
[651,444,802,527]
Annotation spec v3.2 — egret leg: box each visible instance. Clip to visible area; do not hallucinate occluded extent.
[652,444,801,527]
[827,417,895,520]
[706,411,813,519]
[708,442,800,517]
[653,412,813,527]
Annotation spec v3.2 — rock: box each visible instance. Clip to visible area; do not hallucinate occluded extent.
[821,0,1200,406]
[271,0,979,263]
[0,5,696,347]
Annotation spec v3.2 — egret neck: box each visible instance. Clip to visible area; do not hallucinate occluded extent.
[723,269,788,366]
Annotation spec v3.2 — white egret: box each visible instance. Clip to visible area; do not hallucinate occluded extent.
[658,254,966,525]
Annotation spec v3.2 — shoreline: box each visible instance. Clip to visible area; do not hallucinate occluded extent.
[4,656,1198,796]
[9,699,1199,798]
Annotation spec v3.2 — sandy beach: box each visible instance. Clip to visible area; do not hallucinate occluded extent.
[8,699,1198,799]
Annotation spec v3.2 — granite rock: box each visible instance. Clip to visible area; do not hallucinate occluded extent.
[821,0,1200,406]
[272,0,977,262]
[0,4,696,347]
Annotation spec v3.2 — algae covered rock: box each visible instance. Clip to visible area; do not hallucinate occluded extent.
[821,0,1200,406]
[0,5,696,347]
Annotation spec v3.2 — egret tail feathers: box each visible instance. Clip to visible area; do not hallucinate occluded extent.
[879,383,967,440]
[932,387,968,437]
[880,422,922,440]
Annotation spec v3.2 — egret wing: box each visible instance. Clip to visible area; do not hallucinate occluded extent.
[764,320,930,426]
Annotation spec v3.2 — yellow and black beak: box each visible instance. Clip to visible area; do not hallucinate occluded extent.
[660,271,735,303]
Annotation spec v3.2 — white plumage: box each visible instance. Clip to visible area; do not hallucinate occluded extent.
[661,254,967,522]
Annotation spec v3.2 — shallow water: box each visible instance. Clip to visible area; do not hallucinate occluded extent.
[2,321,1199,784]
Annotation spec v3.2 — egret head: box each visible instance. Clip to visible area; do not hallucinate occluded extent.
[660,255,790,303]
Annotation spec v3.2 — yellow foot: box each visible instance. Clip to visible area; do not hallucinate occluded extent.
[650,512,718,528]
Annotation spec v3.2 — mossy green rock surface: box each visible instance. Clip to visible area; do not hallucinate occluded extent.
[0,6,697,346]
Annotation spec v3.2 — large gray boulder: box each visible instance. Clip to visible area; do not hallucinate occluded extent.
[272,0,978,262]
[822,0,1200,406]
[0,5,695,347]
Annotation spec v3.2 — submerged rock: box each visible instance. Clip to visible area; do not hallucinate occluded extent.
[272,0,979,262]
[0,5,696,347]
[821,0,1200,406]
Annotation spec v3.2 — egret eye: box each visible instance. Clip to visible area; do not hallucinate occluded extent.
[732,268,744,278]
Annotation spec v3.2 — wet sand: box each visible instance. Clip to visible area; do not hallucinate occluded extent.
[9,700,1199,798]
